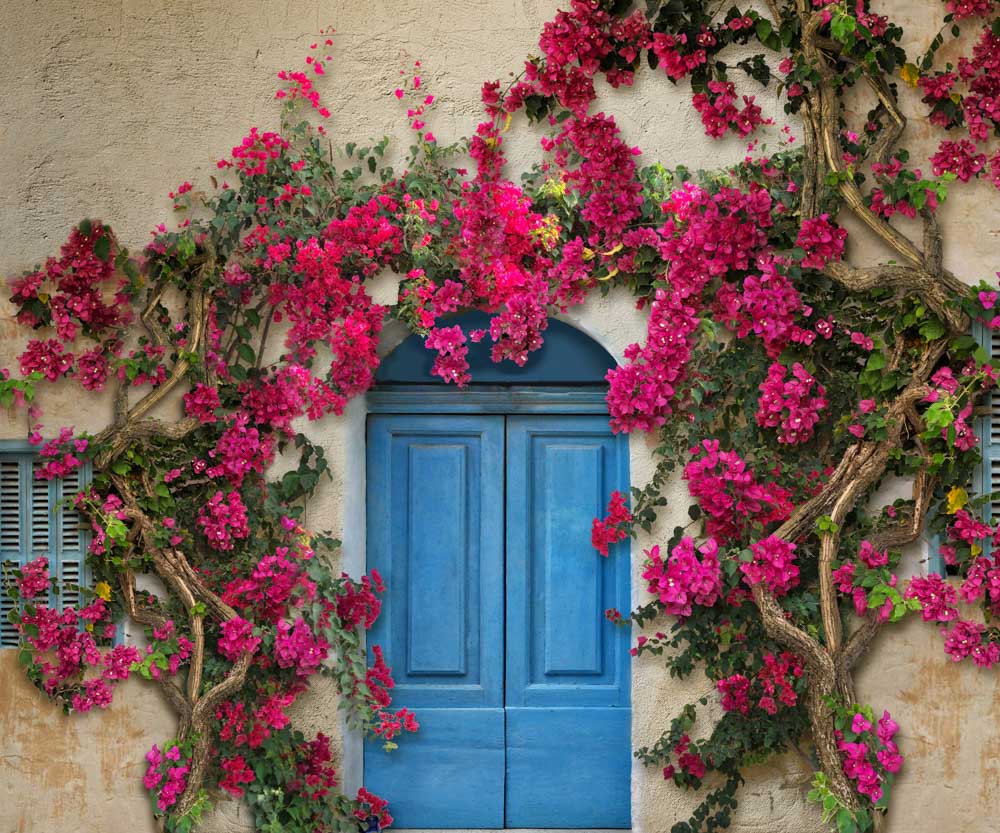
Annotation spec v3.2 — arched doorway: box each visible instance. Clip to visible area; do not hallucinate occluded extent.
[364,313,631,829]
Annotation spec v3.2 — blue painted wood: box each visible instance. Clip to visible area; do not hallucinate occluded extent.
[505,708,632,829]
[363,414,505,828]
[505,415,631,828]
[367,386,611,415]
[375,311,616,385]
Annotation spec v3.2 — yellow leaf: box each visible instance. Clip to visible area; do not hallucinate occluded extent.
[581,247,595,261]
[503,112,513,133]
[598,267,620,282]
[37,293,49,304]
[95,581,112,601]
[946,486,968,515]
[950,92,963,104]
[972,544,983,557]
[900,63,920,88]
[602,242,624,257]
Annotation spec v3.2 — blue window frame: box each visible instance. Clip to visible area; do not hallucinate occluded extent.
[972,321,1000,525]
[0,441,92,647]
[929,321,1000,575]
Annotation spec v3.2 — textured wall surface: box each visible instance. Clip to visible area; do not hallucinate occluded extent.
[2,2,999,832]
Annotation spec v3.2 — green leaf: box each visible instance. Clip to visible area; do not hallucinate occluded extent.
[237,343,256,364]
[918,318,945,340]
[94,235,111,262]
[865,352,886,371]
[837,808,858,833]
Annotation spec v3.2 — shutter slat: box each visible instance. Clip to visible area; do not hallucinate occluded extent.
[30,464,50,557]
[0,565,18,647]
[0,460,20,553]
[59,469,84,552]
[992,390,1000,444]
[58,558,83,613]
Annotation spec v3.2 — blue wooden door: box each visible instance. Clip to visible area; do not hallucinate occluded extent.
[505,415,631,828]
[364,412,630,828]
[364,415,506,827]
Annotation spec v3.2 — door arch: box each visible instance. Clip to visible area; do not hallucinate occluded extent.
[364,314,631,829]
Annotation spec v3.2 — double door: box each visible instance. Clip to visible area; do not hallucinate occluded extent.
[364,413,631,829]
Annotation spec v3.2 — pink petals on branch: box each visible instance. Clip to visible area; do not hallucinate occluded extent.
[795,213,847,270]
[741,535,800,596]
[591,490,632,556]
[755,362,828,445]
[641,537,722,617]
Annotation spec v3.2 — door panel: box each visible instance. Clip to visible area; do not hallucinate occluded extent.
[505,415,631,828]
[505,707,632,828]
[364,415,505,828]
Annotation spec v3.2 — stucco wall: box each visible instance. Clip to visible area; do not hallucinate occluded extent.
[1,2,999,832]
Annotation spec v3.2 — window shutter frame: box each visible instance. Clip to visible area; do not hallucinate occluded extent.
[0,441,92,647]
[975,320,1000,526]
[926,322,997,575]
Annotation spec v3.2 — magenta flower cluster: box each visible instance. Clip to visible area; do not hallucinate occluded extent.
[222,545,319,624]
[16,555,50,599]
[197,490,250,551]
[741,535,800,596]
[755,361,828,445]
[717,655,804,717]
[904,574,959,623]
[217,616,261,661]
[794,213,847,270]
[275,617,330,677]
[183,383,221,423]
[640,537,723,618]
[941,619,1000,667]
[683,440,793,545]
[14,561,140,712]
[836,710,902,805]
[692,79,769,139]
[606,183,776,432]
[591,490,632,556]
[11,222,130,394]
[717,673,751,714]
[143,743,191,812]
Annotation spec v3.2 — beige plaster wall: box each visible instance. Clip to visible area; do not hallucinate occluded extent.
[1,2,999,832]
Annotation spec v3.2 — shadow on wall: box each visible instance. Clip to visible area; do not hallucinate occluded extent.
[0,650,173,833]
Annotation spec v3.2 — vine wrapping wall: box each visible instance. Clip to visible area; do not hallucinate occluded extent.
[2,2,1000,832]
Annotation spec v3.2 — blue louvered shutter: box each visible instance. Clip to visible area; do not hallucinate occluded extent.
[0,448,91,647]
[929,324,1000,575]
[974,321,1000,526]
